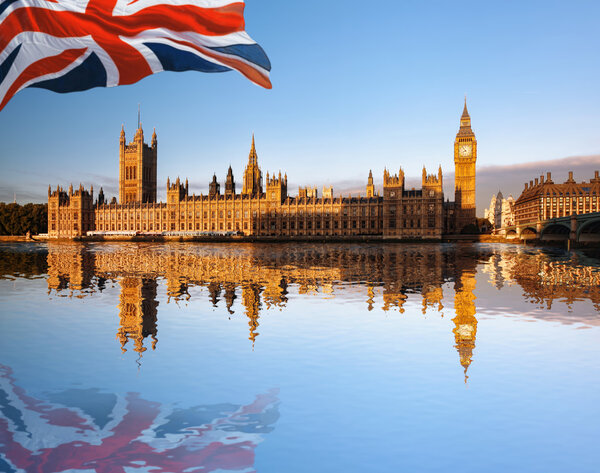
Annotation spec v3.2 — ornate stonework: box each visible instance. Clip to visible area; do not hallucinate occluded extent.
[453,99,478,232]
[48,105,477,239]
[119,124,157,204]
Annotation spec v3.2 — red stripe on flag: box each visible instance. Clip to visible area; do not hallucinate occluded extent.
[0,3,246,54]
[0,48,87,110]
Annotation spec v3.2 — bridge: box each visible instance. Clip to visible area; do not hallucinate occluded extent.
[498,212,600,243]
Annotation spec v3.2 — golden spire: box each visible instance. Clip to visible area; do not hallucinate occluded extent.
[249,134,257,164]
[462,96,470,119]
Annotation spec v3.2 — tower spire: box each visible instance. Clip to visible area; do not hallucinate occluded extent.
[242,134,262,196]
[462,96,470,119]
[248,134,258,165]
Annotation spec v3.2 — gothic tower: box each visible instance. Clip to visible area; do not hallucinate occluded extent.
[454,99,477,232]
[119,124,157,204]
[209,173,221,197]
[242,135,263,196]
[225,165,235,196]
[366,169,375,197]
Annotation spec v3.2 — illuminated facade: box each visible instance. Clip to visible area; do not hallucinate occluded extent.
[515,170,600,226]
[48,105,479,239]
[451,99,478,233]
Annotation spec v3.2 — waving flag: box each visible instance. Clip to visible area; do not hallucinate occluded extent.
[0,364,280,473]
[0,0,271,111]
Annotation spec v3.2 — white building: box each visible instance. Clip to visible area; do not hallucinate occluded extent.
[484,191,515,231]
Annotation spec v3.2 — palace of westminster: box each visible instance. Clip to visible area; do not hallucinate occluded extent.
[48,103,478,239]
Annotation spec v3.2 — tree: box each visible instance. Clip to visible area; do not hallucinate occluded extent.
[0,202,48,235]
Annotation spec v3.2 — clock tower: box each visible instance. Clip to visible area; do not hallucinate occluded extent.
[454,98,477,232]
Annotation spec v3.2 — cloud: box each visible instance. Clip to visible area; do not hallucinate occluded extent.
[472,155,600,213]
[325,154,600,215]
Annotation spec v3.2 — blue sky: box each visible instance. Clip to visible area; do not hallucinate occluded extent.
[0,0,599,213]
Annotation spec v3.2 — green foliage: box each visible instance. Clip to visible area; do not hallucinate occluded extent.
[0,203,48,235]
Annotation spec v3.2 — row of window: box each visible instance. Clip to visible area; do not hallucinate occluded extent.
[95,210,391,221]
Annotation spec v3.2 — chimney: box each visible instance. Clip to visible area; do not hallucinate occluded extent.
[540,175,545,184]
[535,178,539,186]
[547,172,551,180]
[529,180,534,187]
[569,171,574,181]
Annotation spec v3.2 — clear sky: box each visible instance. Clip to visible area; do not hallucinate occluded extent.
[1,0,599,214]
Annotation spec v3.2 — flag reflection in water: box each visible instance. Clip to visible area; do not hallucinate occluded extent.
[0,364,279,473]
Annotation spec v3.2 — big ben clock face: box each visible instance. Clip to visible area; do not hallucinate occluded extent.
[459,144,472,157]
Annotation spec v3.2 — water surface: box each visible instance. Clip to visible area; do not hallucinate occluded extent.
[0,242,599,472]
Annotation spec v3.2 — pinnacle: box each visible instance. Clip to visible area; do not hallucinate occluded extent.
[462,96,470,119]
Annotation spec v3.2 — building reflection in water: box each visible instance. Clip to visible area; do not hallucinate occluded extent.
[44,243,600,376]
[117,278,158,354]
[452,271,477,383]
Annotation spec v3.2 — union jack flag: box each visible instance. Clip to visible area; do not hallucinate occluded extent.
[0,364,280,472]
[0,0,271,111]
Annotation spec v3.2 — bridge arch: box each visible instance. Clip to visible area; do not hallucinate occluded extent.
[541,223,570,241]
[577,218,600,242]
[520,227,538,240]
[506,229,518,240]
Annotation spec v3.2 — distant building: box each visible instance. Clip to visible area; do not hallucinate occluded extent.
[514,171,600,226]
[484,191,515,230]
[48,104,479,239]
[501,195,515,227]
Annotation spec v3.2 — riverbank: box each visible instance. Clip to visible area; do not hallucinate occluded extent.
[2,233,597,248]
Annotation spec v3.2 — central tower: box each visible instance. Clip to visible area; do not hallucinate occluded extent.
[454,99,477,231]
[242,135,263,196]
[119,124,157,204]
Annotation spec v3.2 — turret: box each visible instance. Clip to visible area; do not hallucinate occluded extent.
[383,167,405,189]
[209,173,220,197]
[266,169,287,202]
[167,176,188,202]
[225,165,235,196]
[366,169,375,197]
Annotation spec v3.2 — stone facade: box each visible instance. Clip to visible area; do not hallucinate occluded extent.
[515,171,600,226]
[453,99,477,232]
[48,105,478,239]
[119,125,157,204]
